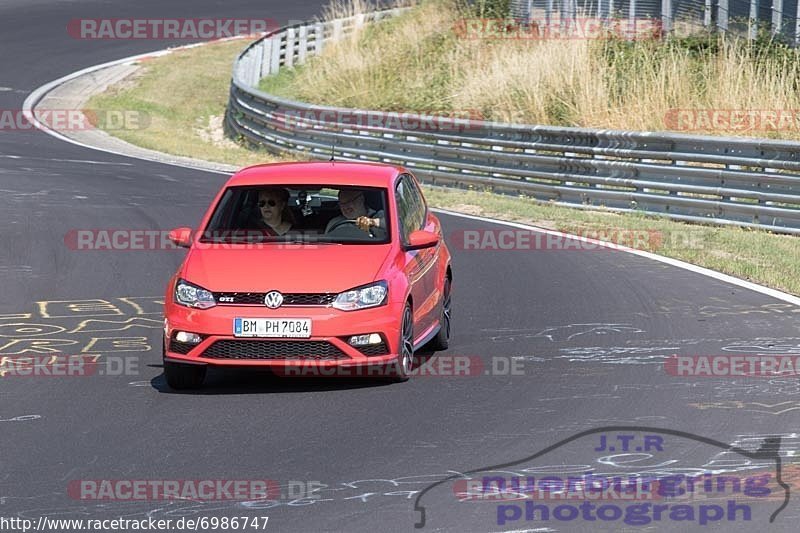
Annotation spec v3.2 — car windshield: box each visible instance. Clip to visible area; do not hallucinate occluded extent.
[201,185,391,244]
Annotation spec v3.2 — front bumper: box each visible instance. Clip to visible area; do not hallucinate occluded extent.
[163,301,403,367]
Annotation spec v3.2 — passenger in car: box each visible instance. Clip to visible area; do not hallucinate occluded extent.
[325,189,386,237]
[253,187,295,236]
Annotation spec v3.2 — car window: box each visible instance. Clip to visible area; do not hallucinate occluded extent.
[395,175,424,243]
[406,174,427,227]
[201,185,390,244]
[205,188,237,229]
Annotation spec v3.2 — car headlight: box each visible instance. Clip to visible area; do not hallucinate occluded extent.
[332,281,388,311]
[174,279,216,309]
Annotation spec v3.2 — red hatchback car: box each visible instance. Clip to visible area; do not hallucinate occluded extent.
[162,162,452,389]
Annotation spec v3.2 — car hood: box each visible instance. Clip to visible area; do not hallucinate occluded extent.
[181,244,392,293]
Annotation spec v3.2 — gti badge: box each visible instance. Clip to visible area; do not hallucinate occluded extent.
[264,291,283,309]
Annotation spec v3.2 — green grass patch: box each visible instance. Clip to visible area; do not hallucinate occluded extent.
[88,40,279,167]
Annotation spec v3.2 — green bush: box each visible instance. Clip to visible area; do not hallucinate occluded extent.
[470,0,512,18]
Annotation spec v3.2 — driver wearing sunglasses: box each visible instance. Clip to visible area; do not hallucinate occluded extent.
[253,187,294,236]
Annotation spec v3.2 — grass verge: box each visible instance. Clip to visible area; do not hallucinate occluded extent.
[88,40,278,167]
[88,22,800,296]
[261,0,800,139]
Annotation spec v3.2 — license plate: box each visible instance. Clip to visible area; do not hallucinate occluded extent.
[233,318,311,338]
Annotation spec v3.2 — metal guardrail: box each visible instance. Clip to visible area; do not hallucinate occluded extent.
[225,8,800,235]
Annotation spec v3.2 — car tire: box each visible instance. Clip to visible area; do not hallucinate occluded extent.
[427,277,451,351]
[164,360,206,390]
[388,303,414,382]
[163,339,206,389]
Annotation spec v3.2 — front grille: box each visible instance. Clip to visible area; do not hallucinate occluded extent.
[213,292,337,306]
[356,342,390,357]
[201,340,349,360]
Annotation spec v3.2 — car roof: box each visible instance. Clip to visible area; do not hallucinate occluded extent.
[225,161,406,188]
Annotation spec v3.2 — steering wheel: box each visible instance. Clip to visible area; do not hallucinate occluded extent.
[327,219,359,232]
[327,218,374,238]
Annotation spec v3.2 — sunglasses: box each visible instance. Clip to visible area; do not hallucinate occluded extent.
[258,199,278,208]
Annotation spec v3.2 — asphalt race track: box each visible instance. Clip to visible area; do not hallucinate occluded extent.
[1,1,799,532]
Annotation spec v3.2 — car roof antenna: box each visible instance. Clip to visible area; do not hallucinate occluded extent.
[329,143,335,162]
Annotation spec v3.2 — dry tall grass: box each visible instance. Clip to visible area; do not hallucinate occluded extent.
[262,0,800,138]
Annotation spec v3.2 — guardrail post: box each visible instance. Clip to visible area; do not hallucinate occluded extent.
[717,0,728,32]
[704,0,712,27]
[749,0,759,40]
[333,19,343,41]
[285,28,296,68]
[314,23,324,54]
[298,26,308,64]
[661,0,672,33]
[251,45,263,87]
[269,35,282,73]
[242,50,251,86]
[794,0,800,45]
[260,39,273,78]
[236,54,248,86]
[772,0,783,34]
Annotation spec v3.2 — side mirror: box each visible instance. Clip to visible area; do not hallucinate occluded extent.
[168,227,193,248]
[405,230,439,251]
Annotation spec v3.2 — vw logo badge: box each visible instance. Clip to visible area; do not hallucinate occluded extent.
[264,291,284,309]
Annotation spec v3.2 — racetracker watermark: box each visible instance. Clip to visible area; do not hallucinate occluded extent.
[665,355,800,377]
[64,229,333,251]
[66,479,293,500]
[664,109,800,132]
[1,109,149,131]
[454,17,662,40]
[65,229,184,250]
[449,229,704,251]
[273,356,525,378]
[270,108,485,132]
[0,355,138,378]
[67,18,280,40]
